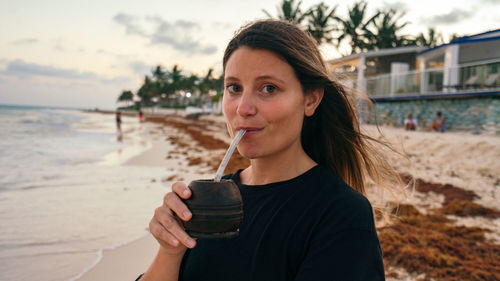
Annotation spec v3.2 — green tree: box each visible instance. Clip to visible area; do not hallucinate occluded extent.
[364,9,412,50]
[415,27,443,47]
[183,74,199,94]
[168,65,182,91]
[448,33,462,43]
[117,90,134,107]
[137,76,157,106]
[151,65,170,103]
[305,2,338,45]
[152,65,167,82]
[334,1,379,54]
[262,0,307,24]
[199,68,218,95]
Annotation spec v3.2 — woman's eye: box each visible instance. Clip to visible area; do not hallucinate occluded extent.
[226,84,241,93]
[262,84,277,94]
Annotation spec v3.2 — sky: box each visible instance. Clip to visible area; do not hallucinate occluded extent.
[0,0,499,109]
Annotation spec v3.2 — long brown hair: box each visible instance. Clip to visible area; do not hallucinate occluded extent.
[223,19,401,196]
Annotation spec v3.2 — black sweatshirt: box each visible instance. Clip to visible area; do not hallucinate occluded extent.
[178,165,385,281]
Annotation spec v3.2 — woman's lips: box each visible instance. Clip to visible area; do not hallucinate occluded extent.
[236,127,262,137]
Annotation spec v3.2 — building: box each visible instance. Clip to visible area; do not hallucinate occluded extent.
[327,29,500,133]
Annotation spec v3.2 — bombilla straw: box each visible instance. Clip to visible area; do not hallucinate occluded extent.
[214,129,246,182]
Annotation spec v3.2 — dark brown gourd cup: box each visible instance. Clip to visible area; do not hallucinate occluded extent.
[181,179,243,239]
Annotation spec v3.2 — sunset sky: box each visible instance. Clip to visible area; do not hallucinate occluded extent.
[1,0,499,109]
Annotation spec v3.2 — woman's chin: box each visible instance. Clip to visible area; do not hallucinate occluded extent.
[237,147,259,160]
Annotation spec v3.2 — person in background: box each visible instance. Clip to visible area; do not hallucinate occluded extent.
[427,111,446,132]
[137,19,402,281]
[139,110,144,122]
[116,111,122,131]
[404,113,417,130]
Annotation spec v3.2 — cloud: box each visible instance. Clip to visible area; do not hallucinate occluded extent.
[129,61,152,75]
[2,59,126,83]
[112,13,147,36]
[422,8,475,25]
[113,13,217,55]
[211,21,234,30]
[9,38,39,46]
[478,0,500,3]
[382,1,409,12]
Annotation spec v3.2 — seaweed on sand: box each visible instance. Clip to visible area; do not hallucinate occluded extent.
[380,177,500,281]
[149,116,250,173]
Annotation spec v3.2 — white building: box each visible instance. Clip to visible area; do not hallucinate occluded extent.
[328,28,500,99]
[417,29,500,94]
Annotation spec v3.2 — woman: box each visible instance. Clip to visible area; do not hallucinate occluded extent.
[139,19,398,281]
[404,114,416,130]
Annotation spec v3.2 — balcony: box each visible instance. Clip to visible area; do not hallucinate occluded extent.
[342,58,500,100]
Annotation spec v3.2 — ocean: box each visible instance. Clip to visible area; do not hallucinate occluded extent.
[0,105,171,281]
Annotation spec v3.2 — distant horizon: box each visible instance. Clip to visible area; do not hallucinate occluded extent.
[0,102,89,111]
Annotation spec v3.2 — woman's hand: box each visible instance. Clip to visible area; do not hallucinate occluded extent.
[149,182,197,257]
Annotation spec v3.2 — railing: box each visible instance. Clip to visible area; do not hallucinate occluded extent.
[340,59,500,97]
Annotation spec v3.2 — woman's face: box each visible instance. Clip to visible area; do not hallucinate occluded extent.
[223,47,320,160]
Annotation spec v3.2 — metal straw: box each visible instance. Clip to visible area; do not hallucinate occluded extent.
[214,129,246,182]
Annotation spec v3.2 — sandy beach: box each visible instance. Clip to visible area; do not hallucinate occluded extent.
[76,113,500,281]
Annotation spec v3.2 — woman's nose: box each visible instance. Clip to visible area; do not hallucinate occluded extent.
[236,91,257,117]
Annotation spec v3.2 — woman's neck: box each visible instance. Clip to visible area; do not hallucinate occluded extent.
[240,145,317,186]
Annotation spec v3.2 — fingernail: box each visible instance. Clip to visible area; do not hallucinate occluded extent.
[186,238,195,247]
[183,189,190,196]
[183,211,191,219]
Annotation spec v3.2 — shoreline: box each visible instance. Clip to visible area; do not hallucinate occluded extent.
[75,113,500,281]
[74,114,229,281]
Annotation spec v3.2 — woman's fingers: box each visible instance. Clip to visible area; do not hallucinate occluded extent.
[149,217,181,247]
[164,192,192,222]
[154,206,196,248]
[172,181,191,199]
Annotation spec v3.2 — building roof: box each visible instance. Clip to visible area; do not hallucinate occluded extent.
[327,46,426,64]
[416,28,500,56]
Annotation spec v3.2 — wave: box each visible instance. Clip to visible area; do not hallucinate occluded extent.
[68,231,151,281]
[0,237,87,250]
[0,248,96,259]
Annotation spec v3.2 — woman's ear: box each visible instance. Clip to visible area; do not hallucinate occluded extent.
[304,89,324,117]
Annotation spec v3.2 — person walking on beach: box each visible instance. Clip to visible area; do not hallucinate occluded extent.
[116,111,122,132]
[138,20,400,281]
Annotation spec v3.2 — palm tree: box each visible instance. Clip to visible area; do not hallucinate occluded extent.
[363,9,411,50]
[334,1,379,54]
[181,74,199,94]
[448,33,462,43]
[117,90,134,107]
[262,0,307,24]
[415,28,442,47]
[158,65,182,105]
[198,68,213,95]
[152,65,167,82]
[305,2,338,45]
[169,65,182,89]
[137,76,157,106]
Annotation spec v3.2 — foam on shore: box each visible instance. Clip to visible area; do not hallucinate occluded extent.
[69,232,151,281]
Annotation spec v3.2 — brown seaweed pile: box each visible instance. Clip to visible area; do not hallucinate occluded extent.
[148,116,250,174]
[380,176,500,280]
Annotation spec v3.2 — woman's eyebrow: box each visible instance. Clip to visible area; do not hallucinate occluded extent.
[255,75,285,84]
[224,76,239,82]
[224,75,285,84]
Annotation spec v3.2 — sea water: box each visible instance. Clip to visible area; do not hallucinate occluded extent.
[0,105,171,281]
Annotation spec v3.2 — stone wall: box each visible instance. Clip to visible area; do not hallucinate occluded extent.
[365,95,500,134]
